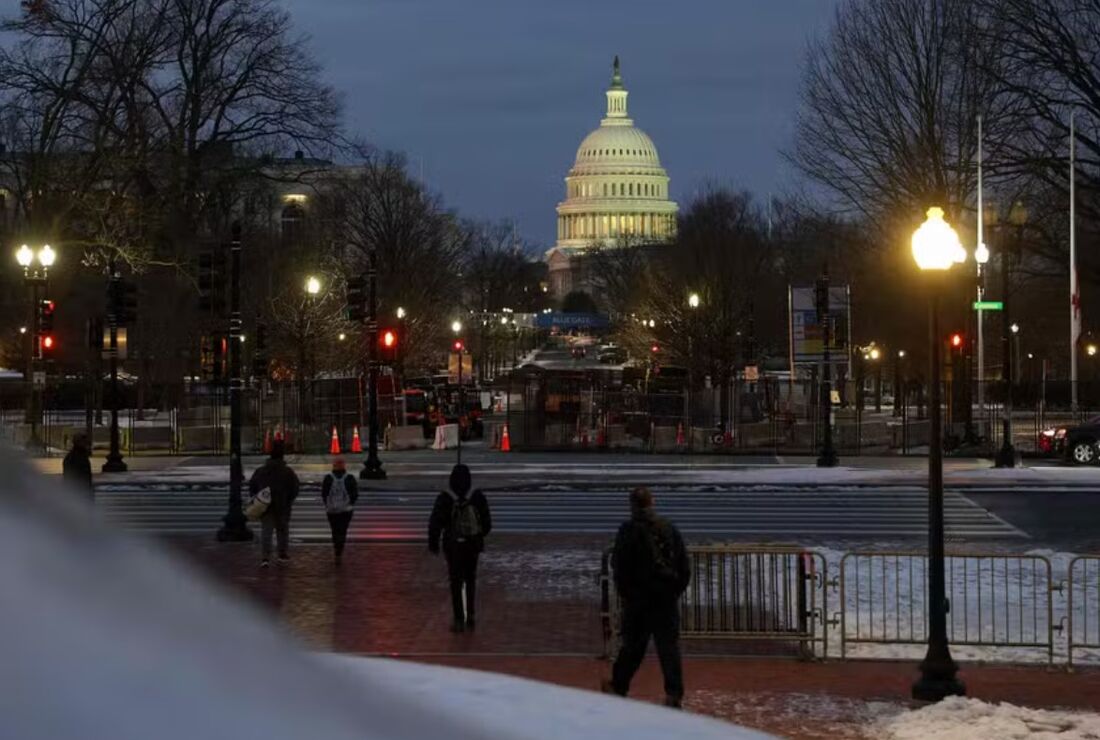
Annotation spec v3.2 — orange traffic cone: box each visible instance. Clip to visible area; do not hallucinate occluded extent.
[351,425,362,453]
[329,426,341,455]
[676,422,685,446]
[262,428,272,454]
[500,424,511,452]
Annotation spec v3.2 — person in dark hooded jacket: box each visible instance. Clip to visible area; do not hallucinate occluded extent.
[62,434,93,498]
[428,464,491,633]
[606,486,690,708]
[248,440,299,567]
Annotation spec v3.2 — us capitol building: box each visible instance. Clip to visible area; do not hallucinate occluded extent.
[546,57,678,299]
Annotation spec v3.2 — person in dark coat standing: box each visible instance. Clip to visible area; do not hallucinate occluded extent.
[428,464,492,633]
[248,440,299,567]
[62,434,93,498]
[606,486,691,708]
[320,456,359,565]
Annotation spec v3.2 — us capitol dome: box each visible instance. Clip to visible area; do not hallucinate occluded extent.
[548,57,678,297]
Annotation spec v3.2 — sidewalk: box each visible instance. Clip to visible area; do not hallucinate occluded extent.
[173,535,1100,739]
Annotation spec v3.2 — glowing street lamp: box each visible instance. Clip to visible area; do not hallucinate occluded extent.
[396,306,406,320]
[451,320,462,335]
[688,292,700,309]
[38,244,55,268]
[305,275,321,296]
[1088,344,1098,358]
[15,244,33,268]
[911,206,966,703]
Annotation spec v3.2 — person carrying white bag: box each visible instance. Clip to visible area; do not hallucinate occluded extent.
[247,440,299,568]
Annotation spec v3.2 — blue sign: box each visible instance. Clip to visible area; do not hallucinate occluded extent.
[535,312,610,330]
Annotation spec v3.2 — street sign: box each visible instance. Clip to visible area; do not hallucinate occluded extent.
[973,301,1003,311]
[789,285,852,367]
[743,365,759,382]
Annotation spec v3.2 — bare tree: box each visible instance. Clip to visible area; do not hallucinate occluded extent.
[791,0,1020,231]
[337,150,466,373]
[0,0,342,269]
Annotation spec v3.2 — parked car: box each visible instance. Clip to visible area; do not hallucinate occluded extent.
[1044,416,1100,464]
[571,346,587,359]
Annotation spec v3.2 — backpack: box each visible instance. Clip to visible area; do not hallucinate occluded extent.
[448,492,482,540]
[325,474,352,513]
[641,519,683,594]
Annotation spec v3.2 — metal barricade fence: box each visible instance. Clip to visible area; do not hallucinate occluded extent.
[838,552,1057,664]
[601,546,828,660]
[1067,556,1100,668]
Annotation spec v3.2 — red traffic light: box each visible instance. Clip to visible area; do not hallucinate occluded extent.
[950,333,963,349]
[41,335,55,351]
[651,344,660,354]
[453,339,465,352]
[381,329,397,349]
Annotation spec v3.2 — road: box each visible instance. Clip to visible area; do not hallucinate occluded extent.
[97,485,1027,544]
[525,344,621,372]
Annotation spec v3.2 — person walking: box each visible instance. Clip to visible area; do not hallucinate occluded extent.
[62,434,93,498]
[428,464,491,633]
[605,486,691,708]
[321,456,358,565]
[248,439,299,567]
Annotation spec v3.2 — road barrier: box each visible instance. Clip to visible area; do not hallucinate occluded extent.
[601,545,828,660]
[1067,556,1100,668]
[838,552,1058,664]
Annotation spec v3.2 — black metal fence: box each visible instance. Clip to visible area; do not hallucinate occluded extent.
[2,372,1097,457]
[498,374,1099,457]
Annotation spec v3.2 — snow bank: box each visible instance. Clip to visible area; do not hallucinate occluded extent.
[325,655,775,740]
[877,697,1100,740]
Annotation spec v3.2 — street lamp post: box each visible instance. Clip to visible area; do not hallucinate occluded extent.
[102,259,128,472]
[911,206,967,702]
[15,243,53,451]
[361,251,386,480]
[894,350,907,418]
[687,292,700,450]
[218,224,252,541]
[994,201,1027,468]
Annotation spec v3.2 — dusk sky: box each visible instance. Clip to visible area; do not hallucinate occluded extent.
[285,0,839,248]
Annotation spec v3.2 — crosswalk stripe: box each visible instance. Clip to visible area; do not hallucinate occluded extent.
[93,487,1025,540]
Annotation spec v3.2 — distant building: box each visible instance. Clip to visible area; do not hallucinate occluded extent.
[546,57,678,299]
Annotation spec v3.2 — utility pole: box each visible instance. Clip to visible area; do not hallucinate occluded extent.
[218,224,252,541]
[816,267,838,467]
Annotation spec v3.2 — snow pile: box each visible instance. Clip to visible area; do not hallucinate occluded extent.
[877,697,1100,739]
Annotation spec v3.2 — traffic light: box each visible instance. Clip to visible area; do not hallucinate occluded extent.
[345,275,366,322]
[40,333,56,359]
[814,277,829,322]
[109,280,138,324]
[379,328,399,363]
[651,343,660,354]
[198,251,226,313]
[38,299,55,333]
[453,339,465,352]
[87,317,104,350]
[949,332,964,351]
[251,321,268,379]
